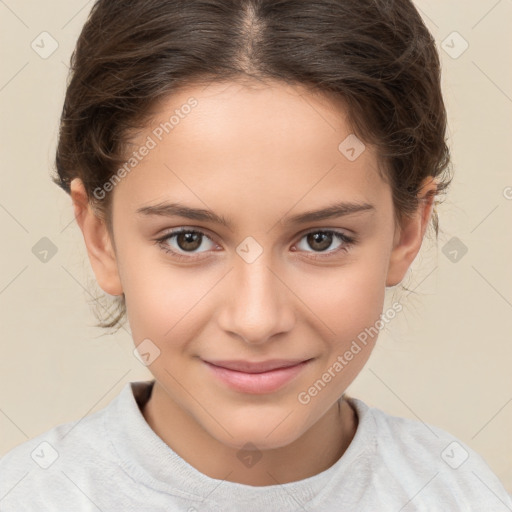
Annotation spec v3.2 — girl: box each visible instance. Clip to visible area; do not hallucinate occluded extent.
[1,0,510,510]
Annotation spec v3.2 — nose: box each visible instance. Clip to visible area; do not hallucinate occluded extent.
[216,255,296,345]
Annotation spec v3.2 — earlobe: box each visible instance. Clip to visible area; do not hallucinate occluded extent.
[70,178,123,296]
[385,178,437,287]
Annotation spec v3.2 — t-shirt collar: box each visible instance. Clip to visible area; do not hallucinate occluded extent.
[104,379,375,511]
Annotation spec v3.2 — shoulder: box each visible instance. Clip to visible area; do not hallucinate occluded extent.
[0,391,118,511]
[348,397,512,510]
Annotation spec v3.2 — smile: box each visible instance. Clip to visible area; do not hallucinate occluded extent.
[203,358,313,394]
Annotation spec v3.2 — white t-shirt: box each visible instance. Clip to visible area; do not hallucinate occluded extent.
[0,379,510,511]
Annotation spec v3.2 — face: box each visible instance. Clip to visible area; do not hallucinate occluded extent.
[74,80,432,450]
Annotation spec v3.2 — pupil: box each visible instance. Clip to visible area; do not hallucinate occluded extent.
[308,232,332,251]
[178,232,201,251]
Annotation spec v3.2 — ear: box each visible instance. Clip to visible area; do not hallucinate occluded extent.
[386,177,437,287]
[70,178,123,296]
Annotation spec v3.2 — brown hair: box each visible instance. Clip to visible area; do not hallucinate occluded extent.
[52,0,453,331]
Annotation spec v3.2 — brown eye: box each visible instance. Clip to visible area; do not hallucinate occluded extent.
[306,232,333,251]
[294,229,356,258]
[156,228,217,259]
[175,231,202,251]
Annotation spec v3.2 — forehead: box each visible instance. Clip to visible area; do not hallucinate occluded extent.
[113,80,389,224]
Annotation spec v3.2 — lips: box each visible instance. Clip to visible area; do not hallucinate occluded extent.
[205,359,311,373]
[203,358,313,394]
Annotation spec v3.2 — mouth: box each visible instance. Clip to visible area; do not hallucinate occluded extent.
[203,358,314,394]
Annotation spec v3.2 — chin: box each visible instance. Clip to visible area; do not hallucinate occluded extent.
[201,406,309,451]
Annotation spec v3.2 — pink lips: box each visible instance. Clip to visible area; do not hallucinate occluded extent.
[203,359,312,394]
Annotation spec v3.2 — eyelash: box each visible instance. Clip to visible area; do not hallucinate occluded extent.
[154,227,357,262]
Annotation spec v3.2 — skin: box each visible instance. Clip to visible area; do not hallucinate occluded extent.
[70,79,436,486]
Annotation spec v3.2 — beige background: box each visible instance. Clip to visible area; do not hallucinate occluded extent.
[1,0,511,494]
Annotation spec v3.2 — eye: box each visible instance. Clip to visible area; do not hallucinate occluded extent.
[155,228,217,260]
[293,230,356,259]
[154,227,356,261]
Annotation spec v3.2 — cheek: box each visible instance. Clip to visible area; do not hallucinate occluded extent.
[294,264,387,399]
[294,256,388,342]
[120,247,217,345]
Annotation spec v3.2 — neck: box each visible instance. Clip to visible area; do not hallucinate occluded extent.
[141,381,357,486]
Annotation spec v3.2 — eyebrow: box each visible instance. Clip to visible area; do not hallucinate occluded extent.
[136,200,375,229]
